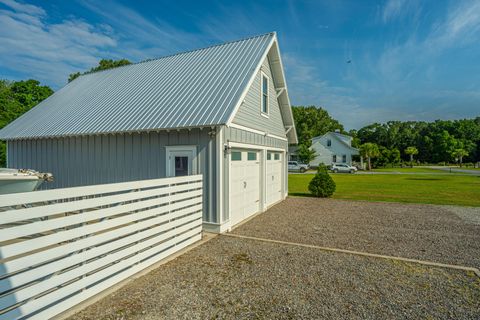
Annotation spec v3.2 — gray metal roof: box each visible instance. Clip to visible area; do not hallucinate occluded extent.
[0,33,276,140]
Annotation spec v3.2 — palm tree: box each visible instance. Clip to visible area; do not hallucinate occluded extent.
[404,147,418,168]
[359,143,380,170]
[452,148,468,167]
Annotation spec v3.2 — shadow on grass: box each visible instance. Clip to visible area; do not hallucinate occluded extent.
[405,177,445,181]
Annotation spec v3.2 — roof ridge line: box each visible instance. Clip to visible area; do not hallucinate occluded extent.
[74,32,276,80]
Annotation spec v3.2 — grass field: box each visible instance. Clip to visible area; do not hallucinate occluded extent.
[289,173,480,207]
[372,167,448,173]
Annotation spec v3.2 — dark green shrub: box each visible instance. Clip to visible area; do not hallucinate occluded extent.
[308,165,336,198]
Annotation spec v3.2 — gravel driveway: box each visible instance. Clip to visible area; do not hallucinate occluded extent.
[233,198,480,269]
[68,236,480,320]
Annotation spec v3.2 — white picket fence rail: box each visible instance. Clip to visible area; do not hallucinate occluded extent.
[0,175,203,319]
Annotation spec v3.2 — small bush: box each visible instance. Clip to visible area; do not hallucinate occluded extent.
[308,165,336,198]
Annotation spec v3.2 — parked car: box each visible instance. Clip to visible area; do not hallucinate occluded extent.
[288,161,310,173]
[330,163,357,173]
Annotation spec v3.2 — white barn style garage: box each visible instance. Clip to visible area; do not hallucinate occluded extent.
[0,32,297,232]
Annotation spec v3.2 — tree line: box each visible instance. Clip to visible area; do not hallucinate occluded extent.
[293,106,480,168]
[353,119,480,167]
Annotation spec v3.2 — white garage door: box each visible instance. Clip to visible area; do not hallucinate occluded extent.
[230,149,260,226]
[266,151,283,207]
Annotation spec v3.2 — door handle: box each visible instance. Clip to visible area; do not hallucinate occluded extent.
[244,181,247,188]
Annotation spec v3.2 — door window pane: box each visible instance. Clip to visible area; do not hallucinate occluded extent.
[267,152,271,160]
[175,156,189,176]
[248,152,257,161]
[231,151,242,161]
[274,153,280,160]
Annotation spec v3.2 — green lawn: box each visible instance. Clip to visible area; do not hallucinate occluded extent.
[289,173,480,207]
[372,167,447,173]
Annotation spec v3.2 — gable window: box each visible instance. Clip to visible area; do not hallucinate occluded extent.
[327,139,332,147]
[261,73,269,115]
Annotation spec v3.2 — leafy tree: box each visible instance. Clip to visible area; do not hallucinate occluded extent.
[297,144,316,164]
[388,148,401,166]
[451,148,469,167]
[68,59,132,82]
[374,147,401,168]
[348,129,361,148]
[0,79,53,166]
[404,146,419,168]
[359,143,380,170]
[292,106,344,145]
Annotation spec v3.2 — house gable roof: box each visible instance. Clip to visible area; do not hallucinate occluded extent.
[312,132,358,151]
[0,33,296,142]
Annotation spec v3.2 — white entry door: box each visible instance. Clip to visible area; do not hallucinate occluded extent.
[266,151,283,207]
[166,146,197,177]
[230,149,260,226]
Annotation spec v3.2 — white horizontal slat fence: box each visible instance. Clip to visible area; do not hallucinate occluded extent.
[0,175,203,319]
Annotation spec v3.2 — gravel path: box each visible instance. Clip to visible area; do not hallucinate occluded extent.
[233,198,480,269]
[68,236,480,320]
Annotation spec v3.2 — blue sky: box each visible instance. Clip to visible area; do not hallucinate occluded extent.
[0,0,479,129]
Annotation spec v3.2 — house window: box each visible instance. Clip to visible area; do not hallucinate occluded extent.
[332,155,337,163]
[248,152,257,161]
[174,156,189,176]
[342,155,347,163]
[261,74,269,114]
[231,151,242,161]
[327,139,332,147]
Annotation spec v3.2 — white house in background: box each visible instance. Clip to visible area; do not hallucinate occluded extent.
[290,131,358,166]
[310,132,358,166]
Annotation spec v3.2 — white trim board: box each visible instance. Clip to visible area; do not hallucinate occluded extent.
[228,141,286,152]
[228,123,288,142]
[215,126,224,224]
[165,145,198,177]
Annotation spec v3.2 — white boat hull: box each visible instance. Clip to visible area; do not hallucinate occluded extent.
[0,169,52,194]
[0,178,43,194]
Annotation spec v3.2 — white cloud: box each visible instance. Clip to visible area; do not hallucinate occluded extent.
[429,0,480,48]
[382,0,407,23]
[0,0,118,87]
[0,0,45,16]
[78,0,204,59]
